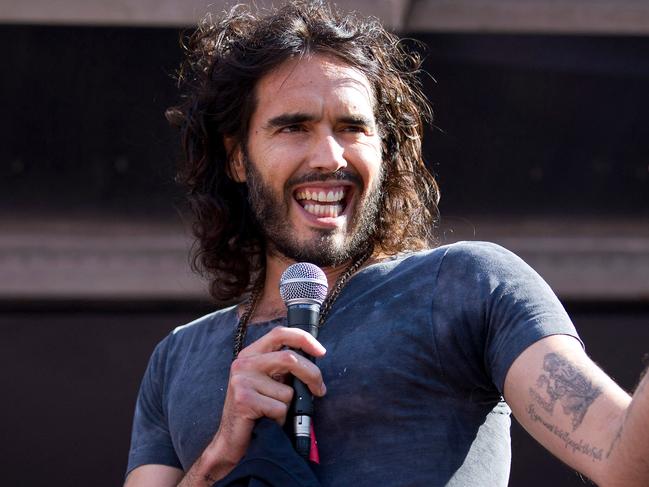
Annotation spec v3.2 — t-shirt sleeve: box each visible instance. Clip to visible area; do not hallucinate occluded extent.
[434,241,581,395]
[126,334,182,476]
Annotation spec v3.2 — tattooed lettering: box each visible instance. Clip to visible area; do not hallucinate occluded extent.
[530,353,602,430]
[527,404,603,461]
[529,387,553,413]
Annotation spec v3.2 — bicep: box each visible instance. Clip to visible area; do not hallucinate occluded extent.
[504,334,630,485]
[124,464,184,487]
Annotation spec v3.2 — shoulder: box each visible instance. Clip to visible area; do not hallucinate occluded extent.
[343,243,510,299]
[440,240,519,263]
[437,240,530,274]
[353,242,517,288]
[431,241,552,297]
[392,241,550,305]
[153,305,238,356]
[142,305,238,381]
[374,241,521,275]
[172,304,238,336]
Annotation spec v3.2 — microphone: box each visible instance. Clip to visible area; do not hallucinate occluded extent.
[279,263,328,460]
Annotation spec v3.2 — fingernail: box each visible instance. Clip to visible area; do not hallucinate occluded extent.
[321,383,327,395]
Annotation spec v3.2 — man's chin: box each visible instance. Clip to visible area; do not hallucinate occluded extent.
[269,234,356,268]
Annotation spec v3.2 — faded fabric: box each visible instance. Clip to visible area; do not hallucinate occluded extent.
[127,241,579,486]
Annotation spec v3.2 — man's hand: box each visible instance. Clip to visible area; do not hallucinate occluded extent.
[180,326,327,486]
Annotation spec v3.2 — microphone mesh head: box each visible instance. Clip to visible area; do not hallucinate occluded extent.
[279,263,328,305]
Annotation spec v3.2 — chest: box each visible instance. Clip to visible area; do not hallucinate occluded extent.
[165,286,496,470]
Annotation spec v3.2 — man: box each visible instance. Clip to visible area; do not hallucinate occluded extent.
[125,2,649,486]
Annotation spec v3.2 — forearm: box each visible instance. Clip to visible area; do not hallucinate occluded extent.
[178,460,229,487]
[178,434,239,487]
[178,460,226,487]
[603,370,649,486]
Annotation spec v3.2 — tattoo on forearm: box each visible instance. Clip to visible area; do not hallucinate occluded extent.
[529,353,602,431]
[527,404,604,461]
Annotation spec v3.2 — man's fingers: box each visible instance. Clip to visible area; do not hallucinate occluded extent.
[253,395,291,425]
[256,377,294,405]
[271,372,285,383]
[226,379,291,425]
[267,349,327,396]
[238,326,326,358]
[231,349,327,397]
[230,372,294,405]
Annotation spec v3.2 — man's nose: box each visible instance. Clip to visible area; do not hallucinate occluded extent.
[308,134,347,173]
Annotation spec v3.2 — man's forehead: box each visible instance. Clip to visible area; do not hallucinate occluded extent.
[253,54,376,107]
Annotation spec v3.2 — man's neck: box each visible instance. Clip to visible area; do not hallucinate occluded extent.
[245,251,365,324]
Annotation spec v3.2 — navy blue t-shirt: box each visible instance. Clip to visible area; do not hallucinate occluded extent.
[127,242,580,486]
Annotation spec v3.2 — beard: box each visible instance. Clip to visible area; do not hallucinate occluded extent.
[244,157,383,267]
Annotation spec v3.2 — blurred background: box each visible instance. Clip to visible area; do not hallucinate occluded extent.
[1,0,648,485]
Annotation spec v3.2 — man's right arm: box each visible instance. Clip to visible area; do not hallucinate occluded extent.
[123,459,233,487]
[124,327,327,487]
[125,465,184,487]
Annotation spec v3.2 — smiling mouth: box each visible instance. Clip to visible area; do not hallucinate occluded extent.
[294,186,349,218]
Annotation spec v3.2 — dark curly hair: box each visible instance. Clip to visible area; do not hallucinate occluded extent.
[167,1,440,302]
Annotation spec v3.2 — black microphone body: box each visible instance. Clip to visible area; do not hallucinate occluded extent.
[287,302,320,457]
[279,263,328,460]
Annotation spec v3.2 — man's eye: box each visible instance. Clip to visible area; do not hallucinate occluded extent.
[342,125,366,133]
[280,125,305,133]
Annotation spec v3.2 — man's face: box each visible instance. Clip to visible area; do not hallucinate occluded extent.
[236,54,384,266]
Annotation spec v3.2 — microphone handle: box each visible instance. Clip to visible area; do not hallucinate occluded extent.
[287,303,320,458]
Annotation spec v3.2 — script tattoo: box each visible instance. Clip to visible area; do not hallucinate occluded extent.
[527,404,604,462]
[529,353,602,431]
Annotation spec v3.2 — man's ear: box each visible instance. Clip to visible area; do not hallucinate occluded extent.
[224,136,246,183]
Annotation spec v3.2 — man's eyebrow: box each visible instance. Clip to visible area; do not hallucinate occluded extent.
[338,115,375,128]
[264,113,315,130]
[263,113,376,130]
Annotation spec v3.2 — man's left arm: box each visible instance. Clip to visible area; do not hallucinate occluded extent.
[504,334,649,486]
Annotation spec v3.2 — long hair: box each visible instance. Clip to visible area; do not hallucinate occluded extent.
[167,1,440,302]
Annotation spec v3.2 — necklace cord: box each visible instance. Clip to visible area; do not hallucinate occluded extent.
[232,244,374,358]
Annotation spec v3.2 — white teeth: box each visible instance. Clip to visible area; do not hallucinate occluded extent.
[295,187,346,203]
[304,203,343,218]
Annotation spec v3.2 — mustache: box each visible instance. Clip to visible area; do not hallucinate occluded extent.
[286,170,363,188]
